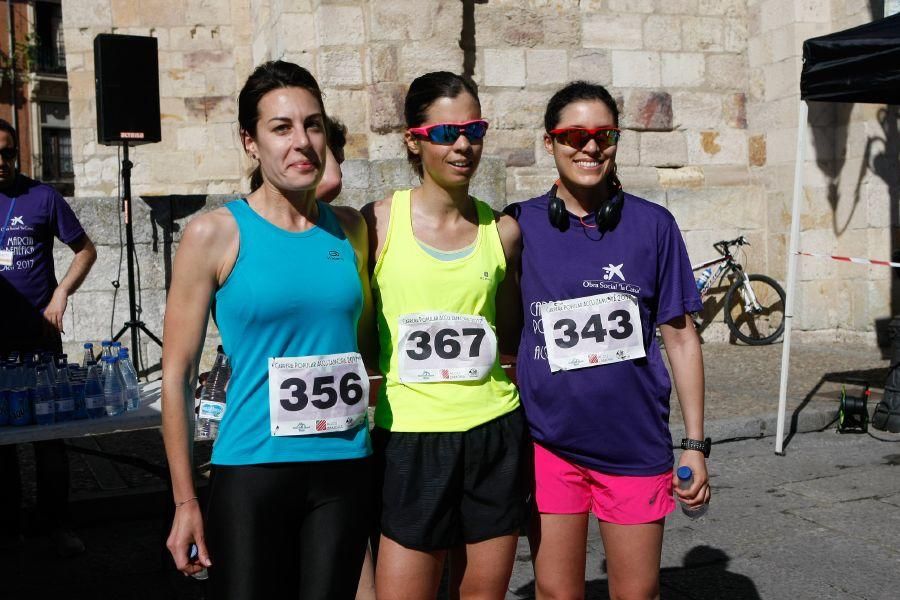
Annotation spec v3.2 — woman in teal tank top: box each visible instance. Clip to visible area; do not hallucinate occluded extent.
[161,61,376,600]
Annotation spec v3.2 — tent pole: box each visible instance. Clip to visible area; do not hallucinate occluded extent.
[775,100,808,455]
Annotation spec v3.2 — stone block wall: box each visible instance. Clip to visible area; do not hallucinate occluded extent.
[51,0,898,368]
[61,0,254,198]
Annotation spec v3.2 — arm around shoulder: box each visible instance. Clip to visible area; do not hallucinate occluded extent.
[495,211,523,356]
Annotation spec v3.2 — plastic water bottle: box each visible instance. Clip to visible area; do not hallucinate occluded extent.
[695,267,713,292]
[82,343,95,368]
[195,347,231,441]
[118,348,141,411]
[102,356,126,417]
[0,363,11,426]
[34,363,56,425]
[53,356,75,422]
[8,358,34,426]
[677,466,708,519]
[101,340,113,359]
[84,364,107,419]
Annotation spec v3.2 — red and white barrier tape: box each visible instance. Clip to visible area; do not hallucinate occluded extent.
[797,251,900,269]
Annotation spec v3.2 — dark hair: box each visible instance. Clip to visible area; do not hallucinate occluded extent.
[404,71,480,178]
[238,61,327,192]
[544,81,622,191]
[324,115,347,162]
[0,118,18,148]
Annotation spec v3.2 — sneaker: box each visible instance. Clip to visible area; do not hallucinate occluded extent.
[52,528,85,558]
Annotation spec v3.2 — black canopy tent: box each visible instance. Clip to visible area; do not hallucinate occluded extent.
[801,13,900,104]
[776,13,900,452]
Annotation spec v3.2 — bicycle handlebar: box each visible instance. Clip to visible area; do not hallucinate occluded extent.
[713,236,749,256]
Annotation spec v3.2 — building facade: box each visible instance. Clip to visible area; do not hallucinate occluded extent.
[28,0,899,367]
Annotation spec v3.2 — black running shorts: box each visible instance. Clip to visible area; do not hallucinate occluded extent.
[373,408,531,551]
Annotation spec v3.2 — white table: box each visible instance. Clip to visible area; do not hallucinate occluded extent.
[0,381,162,446]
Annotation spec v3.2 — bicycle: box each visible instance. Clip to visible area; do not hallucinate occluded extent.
[691,236,786,345]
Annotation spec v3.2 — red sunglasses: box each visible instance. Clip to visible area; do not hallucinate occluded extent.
[549,127,621,149]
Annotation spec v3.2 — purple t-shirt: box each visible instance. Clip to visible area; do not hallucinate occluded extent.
[0,176,85,336]
[509,191,702,476]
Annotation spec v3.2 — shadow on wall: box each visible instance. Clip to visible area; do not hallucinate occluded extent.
[809,100,900,348]
[141,195,207,293]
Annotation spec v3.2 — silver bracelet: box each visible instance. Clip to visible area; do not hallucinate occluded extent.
[175,495,198,508]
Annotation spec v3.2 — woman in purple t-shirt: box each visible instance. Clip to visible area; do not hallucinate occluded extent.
[507,82,711,599]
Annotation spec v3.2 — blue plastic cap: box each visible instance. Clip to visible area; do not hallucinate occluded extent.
[677,466,693,481]
[84,343,93,348]
[101,341,111,347]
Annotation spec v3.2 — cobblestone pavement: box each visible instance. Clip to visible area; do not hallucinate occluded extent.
[1,342,896,599]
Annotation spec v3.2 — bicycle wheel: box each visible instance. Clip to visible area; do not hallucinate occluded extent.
[723,274,786,345]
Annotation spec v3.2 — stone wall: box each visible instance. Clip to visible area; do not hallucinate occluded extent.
[51,0,898,370]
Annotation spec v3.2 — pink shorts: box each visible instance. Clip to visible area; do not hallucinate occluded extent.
[533,442,675,525]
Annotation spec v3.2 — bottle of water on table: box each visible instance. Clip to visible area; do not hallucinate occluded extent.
[84,364,107,419]
[677,466,708,519]
[0,363,11,426]
[102,356,125,417]
[82,343,95,368]
[34,363,56,425]
[118,348,141,411]
[195,347,231,441]
[8,358,35,426]
[53,356,75,422]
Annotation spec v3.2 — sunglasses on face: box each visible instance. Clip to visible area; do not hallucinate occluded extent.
[408,120,489,144]
[0,148,17,161]
[549,127,621,150]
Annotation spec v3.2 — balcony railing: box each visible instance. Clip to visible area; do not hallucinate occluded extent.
[35,46,66,75]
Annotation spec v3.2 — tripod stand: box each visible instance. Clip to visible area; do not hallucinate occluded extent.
[111,142,162,374]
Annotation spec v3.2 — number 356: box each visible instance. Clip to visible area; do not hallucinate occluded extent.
[279,372,364,411]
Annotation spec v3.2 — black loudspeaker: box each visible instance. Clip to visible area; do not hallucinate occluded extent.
[94,34,161,145]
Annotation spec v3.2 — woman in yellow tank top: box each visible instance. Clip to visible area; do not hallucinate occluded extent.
[362,72,527,600]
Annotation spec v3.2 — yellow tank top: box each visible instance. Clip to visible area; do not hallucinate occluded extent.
[373,189,520,432]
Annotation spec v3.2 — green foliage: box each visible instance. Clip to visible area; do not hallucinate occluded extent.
[0,33,38,86]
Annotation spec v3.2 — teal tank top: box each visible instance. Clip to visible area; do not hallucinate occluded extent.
[211,199,371,465]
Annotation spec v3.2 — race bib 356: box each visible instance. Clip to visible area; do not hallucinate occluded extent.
[268,352,369,436]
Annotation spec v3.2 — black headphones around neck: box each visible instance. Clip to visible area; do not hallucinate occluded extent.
[547,181,624,233]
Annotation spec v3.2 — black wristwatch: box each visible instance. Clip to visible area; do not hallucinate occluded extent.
[680,437,711,458]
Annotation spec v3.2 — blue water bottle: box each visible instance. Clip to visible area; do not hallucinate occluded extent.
[84,364,107,419]
[0,363,11,426]
[102,356,125,417]
[34,363,56,425]
[53,356,75,422]
[8,358,34,426]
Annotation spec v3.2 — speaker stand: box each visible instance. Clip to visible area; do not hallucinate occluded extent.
[111,142,162,376]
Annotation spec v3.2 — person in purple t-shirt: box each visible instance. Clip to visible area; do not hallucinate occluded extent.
[505,83,710,599]
[0,118,97,556]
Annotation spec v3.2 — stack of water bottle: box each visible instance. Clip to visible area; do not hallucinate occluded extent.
[0,340,142,428]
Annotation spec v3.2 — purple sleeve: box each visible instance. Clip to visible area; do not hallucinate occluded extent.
[50,190,85,245]
[655,217,702,325]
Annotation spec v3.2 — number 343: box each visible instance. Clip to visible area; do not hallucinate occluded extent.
[552,310,634,349]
